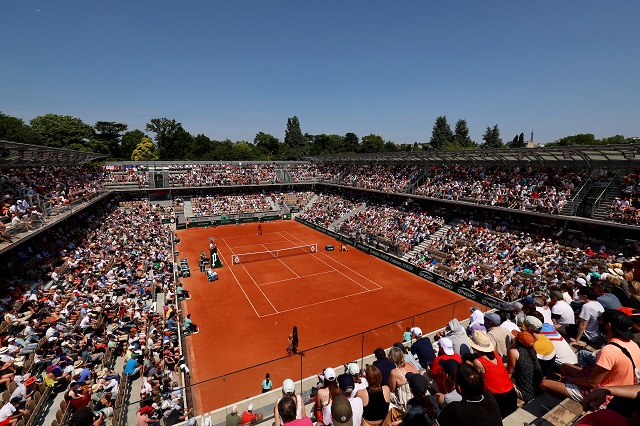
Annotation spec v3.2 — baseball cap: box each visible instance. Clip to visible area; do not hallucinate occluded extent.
[484,313,501,326]
[515,331,535,347]
[323,367,336,381]
[549,290,563,301]
[283,379,295,394]
[411,327,422,338]
[248,403,254,411]
[346,362,360,376]
[470,306,480,312]
[438,337,454,356]
[231,405,238,414]
[523,316,543,332]
[337,373,355,393]
[604,309,634,340]
[522,296,535,304]
[331,395,353,426]
[405,372,428,395]
[438,359,460,377]
[512,302,523,311]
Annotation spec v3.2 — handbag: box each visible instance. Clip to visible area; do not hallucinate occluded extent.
[382,407,404,426]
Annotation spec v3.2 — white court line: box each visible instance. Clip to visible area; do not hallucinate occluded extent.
[279,231,384,290]
[259,289,378,317]
[218,238,261,317]
[222,239,297,251]
[258,270,338,287]
[277,231,376,292]
[260,244,300,278]
[220,238,277,315]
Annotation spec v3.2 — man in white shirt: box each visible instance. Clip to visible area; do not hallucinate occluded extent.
[549,290,575,327]
[558,287,604,345]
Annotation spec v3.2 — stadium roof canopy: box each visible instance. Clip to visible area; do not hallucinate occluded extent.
[308,144,640,167]
[0,140,107,168]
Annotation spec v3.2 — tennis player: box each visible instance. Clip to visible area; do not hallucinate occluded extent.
[257,222,263,235]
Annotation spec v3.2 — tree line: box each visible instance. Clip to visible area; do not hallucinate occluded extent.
[0,112,636,161]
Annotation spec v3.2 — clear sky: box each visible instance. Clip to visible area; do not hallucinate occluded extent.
[1,1,639,146]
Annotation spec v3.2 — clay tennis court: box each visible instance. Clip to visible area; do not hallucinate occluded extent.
[176,220,480,413]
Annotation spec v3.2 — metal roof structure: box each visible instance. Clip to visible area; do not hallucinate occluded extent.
[308,144,640,167]
[0,140,107,168]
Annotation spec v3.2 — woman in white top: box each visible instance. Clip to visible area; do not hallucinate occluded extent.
[387,346,418,412]
[275,378,306,426]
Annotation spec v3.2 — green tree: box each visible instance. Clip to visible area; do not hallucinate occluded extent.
[145,118,188,160]
[429,116,454,150]
[360,134,385,153]
[30,114,93,148]
[549,134,596,146]
[94,121,128,158]
[507,132,526,148]
[481,125,504,149]
[120,129,147,161]
[131,137,156,160]
[215,139,234,160]
[283,116,309,160]
[599,135,628,145]
[185,133,214,160]
[233,141,255,161]
[254,132,280,157]
[343,132,360,153]
[0,112,42,145]
[383,141,397,152]
[453,119,475,148]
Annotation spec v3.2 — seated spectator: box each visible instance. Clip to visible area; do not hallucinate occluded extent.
[241,403,264,424]
[394,372,440,426]
[433,359,462,409]
[435,363,503,426]
[506,331,543,402]
[558,287,605,346]
[409,328,436,371]
[278,395,312,426]
[549,289,575,327]
[356,365,390,426]
[372,348,396,387]
[428,338,462,394]
[387,346,419,411]
[275,379,306,426]
[523,315,557,377]
[540,309,640,402]
[467,330,517,419]
[484,313,511,362]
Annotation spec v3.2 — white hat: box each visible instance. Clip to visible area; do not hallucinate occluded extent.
[347,362,360,376]
[283,378,295,394]
[323,367,336,381]
[231,405,238,414]
[438,337,454,356]
[576,277,587,286]
[248,403,254,411]
[411,327,422,338]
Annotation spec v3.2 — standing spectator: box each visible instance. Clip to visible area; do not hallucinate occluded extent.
[434,363,503,426]
[410,328,436,371]
[468,331,517,419]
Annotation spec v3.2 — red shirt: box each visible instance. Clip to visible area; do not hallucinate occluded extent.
[477,352,514,394]
[430,353,462,392]
[241,411,257,424]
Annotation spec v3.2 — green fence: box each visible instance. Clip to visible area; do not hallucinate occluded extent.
[295,217,503,309]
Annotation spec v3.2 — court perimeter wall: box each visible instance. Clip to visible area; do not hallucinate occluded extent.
[295,217,504,309]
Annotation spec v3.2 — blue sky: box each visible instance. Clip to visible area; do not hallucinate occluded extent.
[1,1,639,145]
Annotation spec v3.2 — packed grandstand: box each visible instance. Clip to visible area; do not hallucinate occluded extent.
[1,142,640,426]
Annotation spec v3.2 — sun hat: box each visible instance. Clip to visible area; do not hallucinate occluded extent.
[437,337,454,356]
[331,395,353,426]
[467,330,495,353]
[283,378,295,394]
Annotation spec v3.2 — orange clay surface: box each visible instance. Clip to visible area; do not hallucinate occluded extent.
[176,220,482,414]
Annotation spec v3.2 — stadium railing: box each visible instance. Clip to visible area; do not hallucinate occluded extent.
[172,299,487,425]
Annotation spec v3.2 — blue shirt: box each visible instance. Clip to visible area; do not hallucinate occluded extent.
[124,358,138,375]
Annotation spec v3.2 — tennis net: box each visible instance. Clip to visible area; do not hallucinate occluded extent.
[232,244,318,264]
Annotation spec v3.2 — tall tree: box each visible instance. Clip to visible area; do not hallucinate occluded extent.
[481,125,504,149]
[550,133,596,146]
[120,129,147,161]
[518,132,525,146]
[185,133,214,160]
[233,141,255,161]
[131,137,156,160]
[145,118,187,160]
[360,134,385,153]
[254,132,280,157]
[507,132,526,148]
[94,121,128,158]
[283,116,309,160]
[343,132,360,153]
[0,112,42,145]
[430,116,454,150]
[453,119,475,148]
[30,114,93,148]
